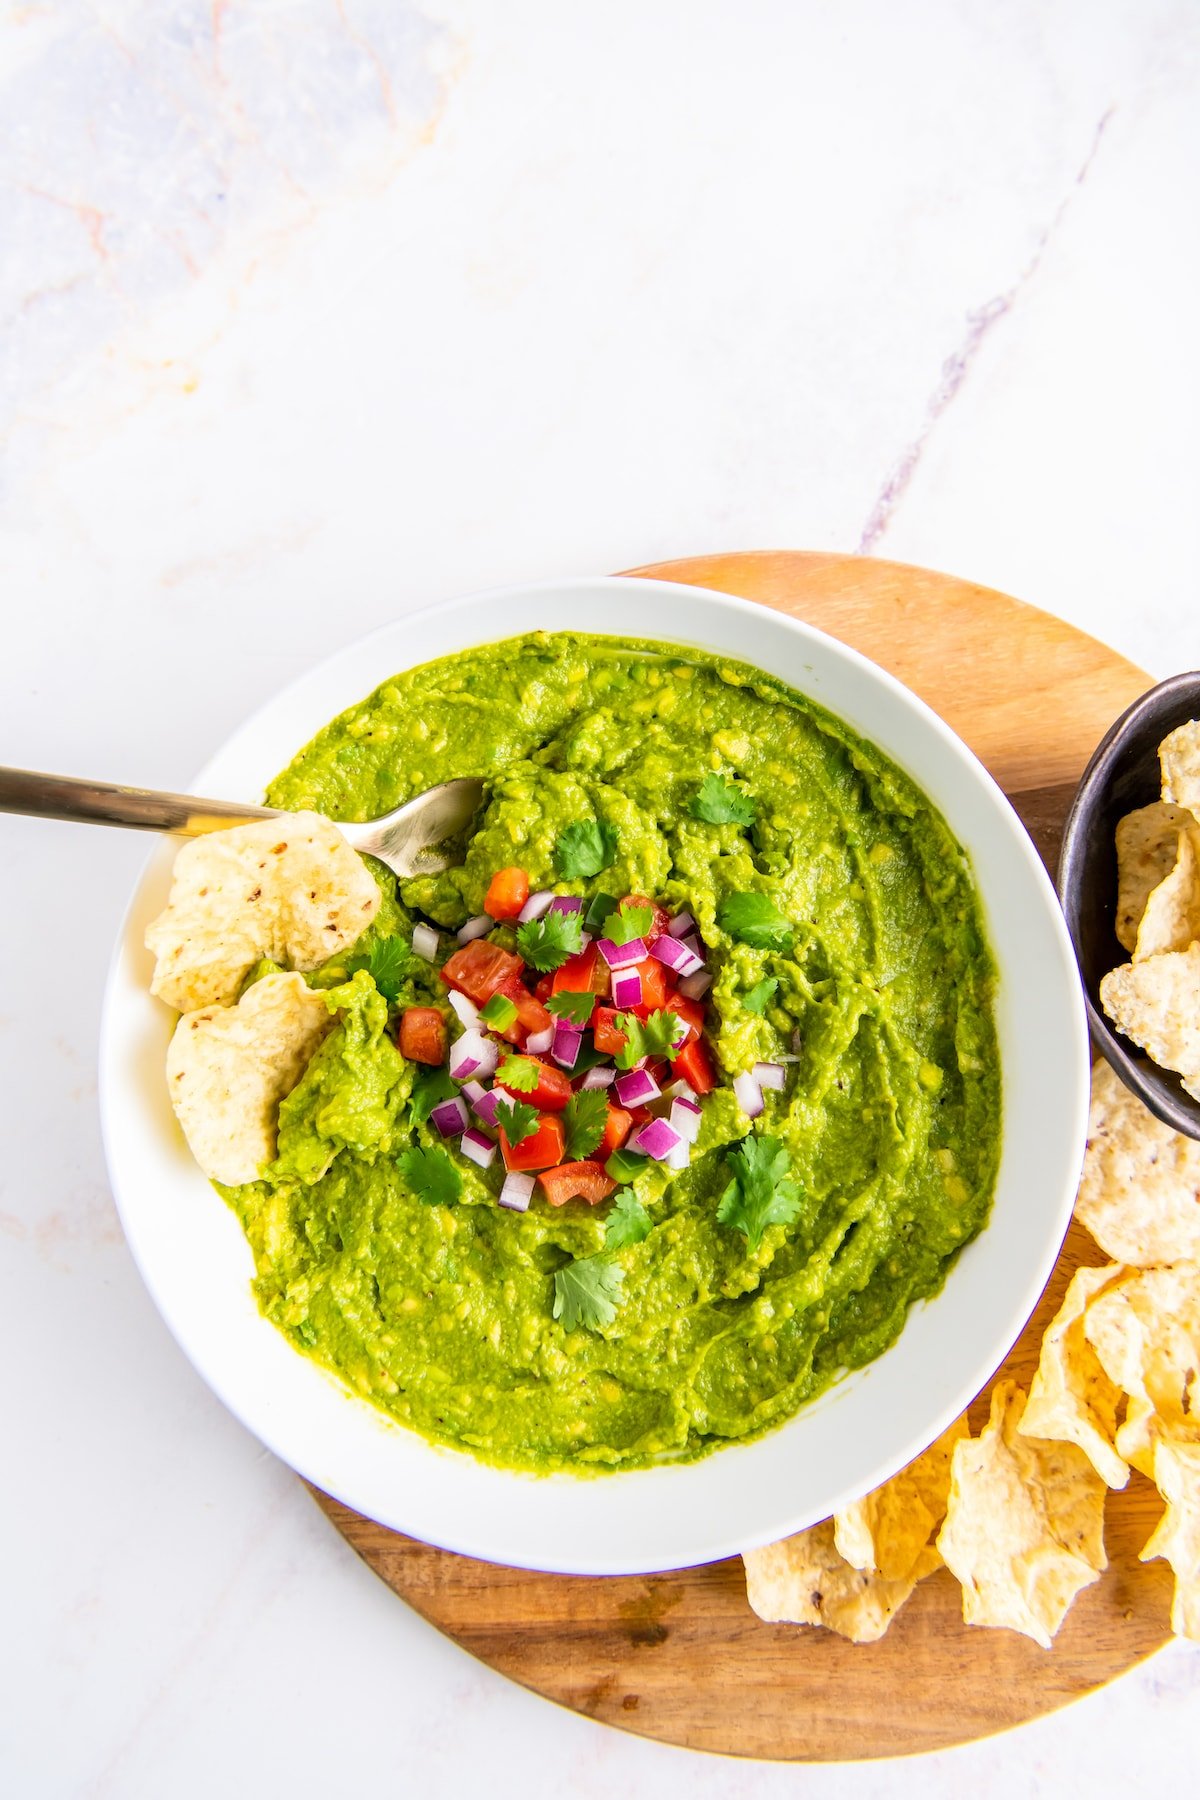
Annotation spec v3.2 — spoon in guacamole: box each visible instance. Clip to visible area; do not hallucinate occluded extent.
[0,765,485,879]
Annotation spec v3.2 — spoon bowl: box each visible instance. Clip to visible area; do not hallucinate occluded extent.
[1057,670,1200,1140]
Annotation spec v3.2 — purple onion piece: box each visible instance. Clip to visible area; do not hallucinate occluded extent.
[662,1078,697,1102]
[628,1117,683,1161]
[597,935,648,970]
[669,1098,702,1144]
[460,1128,497,1170]
[614,1067,662,1108]
[518,890,555,923]
[664,1139,691,1171]
[430,1096,469,1137]
[447,990,481,1029]
[650,935,703,978]
[667,911,696,939]
[548,895,584,917]
[753,1061,788,1092]
[456,913,493,945]
[579,1066,615,1091]
[524,1025,554,1055]
[732,1072,764,1119]
[462,1079,488,1105]
[411,923,440,962]
[551,1022,583,1070]
[677,970,712,1000]
[449,1029,499,1082]
[498,1171,535,1212]
[472,1089,503,1128]
[610,967,643,1009]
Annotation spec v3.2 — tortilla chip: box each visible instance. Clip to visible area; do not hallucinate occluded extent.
[1099,946,1200,1103]
[146,813,381,1011]
[1116,1394,1200,1480]
[1160,720,1200,816]
[1115,803,1196,953]
[1082,1263,1200,1445]
[743,1521,940,1643]
[936,1381,1107,1649]
[833,1416,969,1581]
[1140,1437,1200,1640]
[166,971,333,1184]
[1074,1061,1200,1267]
[1135,826,1200,960]
[1020,1263,1130,1488]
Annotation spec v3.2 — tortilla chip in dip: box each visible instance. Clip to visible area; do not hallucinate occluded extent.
[743,1520,940,1644]
[146,812,381,1011]
[936,1381,1107,1649]
[1074,1060,1200,1267]
[1099,946,1200,1103]
[1020,1263,1130,1489]
[1140,1437,1200,1641]
[1159,720,1200,815]
[833,1415,968,1582]
[166,971,333,1184]
[1115,802,1197,954]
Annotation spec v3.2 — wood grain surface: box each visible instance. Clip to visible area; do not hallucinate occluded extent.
[311,551,1171,1762]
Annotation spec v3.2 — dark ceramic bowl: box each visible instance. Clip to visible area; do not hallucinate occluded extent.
[1058,670,1200,1140]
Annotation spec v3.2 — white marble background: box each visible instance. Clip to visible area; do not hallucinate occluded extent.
[3,1,1199,1793]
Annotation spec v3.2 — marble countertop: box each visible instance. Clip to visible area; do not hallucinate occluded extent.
[3,2,1198,1793]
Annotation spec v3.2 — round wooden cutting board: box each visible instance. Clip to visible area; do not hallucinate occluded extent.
[311,550,1174,1762]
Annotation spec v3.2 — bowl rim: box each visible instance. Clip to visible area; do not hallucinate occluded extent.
[99,573,1091,1574]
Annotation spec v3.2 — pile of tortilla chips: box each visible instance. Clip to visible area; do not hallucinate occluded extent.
[744,1057,1200,1647]
[1101,721,1200,1099]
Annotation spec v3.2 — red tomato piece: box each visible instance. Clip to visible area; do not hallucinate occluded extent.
[397,1007,447,1066]
[673,1036,717,1096]
[537,1161,617,1207]
[500,1114,566,1172]
[533,973,555,1003]
[664,992,706,1041]
[551,941,610,1000]
[484,866,530,922]
[495,1057,572,1112]
[619,895,670,943]
[591,1006,628,1058]
[493,974,552,1046]
[597,1103,633,1161]
[632,957,671,1011]
[441,939,524,1004]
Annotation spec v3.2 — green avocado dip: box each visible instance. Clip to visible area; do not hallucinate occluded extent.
[220,632,1001,1473]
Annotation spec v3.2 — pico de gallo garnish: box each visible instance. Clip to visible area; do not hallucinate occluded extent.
[396,877,735,1212]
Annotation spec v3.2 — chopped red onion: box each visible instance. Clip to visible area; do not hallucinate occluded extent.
[753,1061,787,1091]
[525,1025,554,1055]
[669,1096,702,1143]
[667,912,696,939]
[597,935,648,970]
[628,1117,682,1160]
[551,1022,583,1070]
[792,1029,803,1053]
[447,990,481,1030]
[610,966,643,1009]
[681,935,704,960]
[664,1139,691,1171]
[456,913,492,945]
[449,1029,499,1082]
[518,890,555,923]
[498,1172,535,1212]
[411,923,440,961]
[579,1066,615,1091]
[651,935,703,978]
[548,895,584,917]
[461,1079,488,1106]
[460,1127,497,1170]
[430,1095,469,1137]
[472,1088,503,1128]
[733,1072,764,1119]
[615,1067,661,1108]
[678,969,712,1000]
[662,1079,698,1102]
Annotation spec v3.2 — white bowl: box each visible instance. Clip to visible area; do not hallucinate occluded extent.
[100,575,1090,1575]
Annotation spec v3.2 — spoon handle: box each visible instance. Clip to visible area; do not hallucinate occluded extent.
[0,766,279,836]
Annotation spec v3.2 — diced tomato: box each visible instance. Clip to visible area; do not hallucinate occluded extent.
[597,1103,633,1161]
[484,866,530,922]
[533,973,555,1003]
[624,1104,652,1128]
[645,1058,671,1090]
[592,1006,628,1058]
[631,956,671,1011]
[397,1006,447,1066]
[673,1035,717,1096]
[493,974,552,1046]
[500,1113,566,1172]
[664,992,706,1042]
[551,941,610,1000]
[441,939,524,1004]
[537,1160,617,1207]
[495,1057,572,1112]
[619,895,670,943]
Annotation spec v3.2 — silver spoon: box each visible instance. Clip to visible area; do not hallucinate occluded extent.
[0,765,485,880]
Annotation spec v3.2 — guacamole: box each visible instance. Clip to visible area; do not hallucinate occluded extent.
[222,632,1001,1472]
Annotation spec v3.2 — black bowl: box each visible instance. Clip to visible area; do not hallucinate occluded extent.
[1058,670,1200,1140]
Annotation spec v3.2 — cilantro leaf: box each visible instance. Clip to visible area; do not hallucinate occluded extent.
[517,908,583,971]
[496,1055,539,1093]
[346,934,411,1001]
[554,819,618,880]
[604,902,654,947]
[552,1255,625,1332]
[546,989,595,1027]
[604,1190,653,1249]
[742,977,778,1015]
[410,1066,458,1125]
[716,1134,802,1254]
[563,1087,609,1159]
[613,1008,686,1070]
[494,1097,539,1145]
[398,1145,462,1207]
[691,772,757,827]
[717,892,794,952]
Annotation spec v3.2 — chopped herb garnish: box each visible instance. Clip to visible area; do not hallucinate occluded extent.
[494,1097,540,1146]
[496,1055,539,1093]
[612,1007,686,1070]
[691,772,757,827]
[552,1255,624,1332]
[604,1190,653,1249]
[554,819,618,880]
[546,989,596,1027]
[717,892,794,952]
[479,992,518,1031]
[605,1146,649,1183]
[742,977,778,1015]
[409,1066,459,1125]
[346,934,411,1001]
[563,1087,609,1159]
[716,1134,802,1254]
[398,1144,463,1207]
[517,907,584,970]
[604,902,654,947]
[584,891,619,931]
